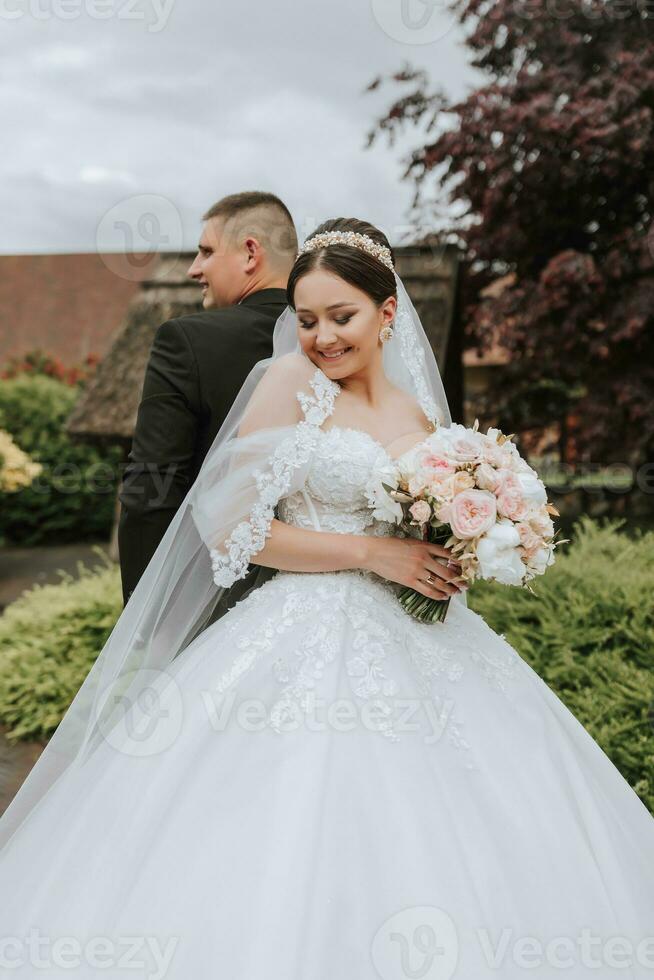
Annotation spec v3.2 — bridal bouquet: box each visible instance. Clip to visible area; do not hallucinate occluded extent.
[365,420,565,624]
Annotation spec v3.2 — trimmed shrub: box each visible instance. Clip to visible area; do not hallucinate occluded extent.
[0,554,122,741]
[469,515,654,813]
[0,374,122,545]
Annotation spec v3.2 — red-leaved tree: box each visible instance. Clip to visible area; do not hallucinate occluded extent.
[367,0,654,474]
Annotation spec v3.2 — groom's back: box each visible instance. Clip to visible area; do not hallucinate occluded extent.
[176,290,287,474]
[118,286,288,603]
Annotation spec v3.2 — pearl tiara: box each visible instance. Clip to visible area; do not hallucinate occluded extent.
[297,230,395,272]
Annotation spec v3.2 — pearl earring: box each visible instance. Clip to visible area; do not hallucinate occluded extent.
[379,324,394,343]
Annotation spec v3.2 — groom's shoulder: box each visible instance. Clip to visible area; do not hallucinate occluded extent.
[150,307,273,369]
[163,306,258,343]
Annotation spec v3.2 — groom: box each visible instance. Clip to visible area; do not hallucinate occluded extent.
[118,190,297,606]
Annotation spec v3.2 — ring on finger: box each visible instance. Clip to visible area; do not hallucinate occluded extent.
[425,574,435,585]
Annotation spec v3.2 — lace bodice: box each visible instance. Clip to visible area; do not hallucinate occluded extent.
[274,368,394,537]
[278,425,396,537]
[209,366,401,588]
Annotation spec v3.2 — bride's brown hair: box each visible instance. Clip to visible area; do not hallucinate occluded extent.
[287,218,396,308]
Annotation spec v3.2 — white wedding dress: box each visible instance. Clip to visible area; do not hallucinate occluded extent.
[1,368,653,980]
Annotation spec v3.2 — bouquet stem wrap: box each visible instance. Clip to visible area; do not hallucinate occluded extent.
[398,524,453,623]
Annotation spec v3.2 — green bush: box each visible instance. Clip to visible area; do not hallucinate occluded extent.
[0,555,122,741]
[469,515,654,813]
[0,374,122,545]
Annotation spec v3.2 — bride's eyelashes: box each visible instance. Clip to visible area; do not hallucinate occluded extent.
[298,314,354,330]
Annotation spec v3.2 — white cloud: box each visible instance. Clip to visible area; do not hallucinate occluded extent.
[0,0,479,253]
[30,43,93,69]
[79,166,136,185]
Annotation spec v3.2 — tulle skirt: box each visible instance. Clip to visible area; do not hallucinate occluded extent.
[1,568,653,979]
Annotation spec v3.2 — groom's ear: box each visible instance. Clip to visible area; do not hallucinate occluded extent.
[244,235,263,266]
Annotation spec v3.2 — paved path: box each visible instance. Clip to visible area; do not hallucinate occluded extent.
[0,542,113,612]
[0,728,46,818]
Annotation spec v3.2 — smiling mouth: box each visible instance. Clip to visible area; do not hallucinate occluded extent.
[318,347,352,361]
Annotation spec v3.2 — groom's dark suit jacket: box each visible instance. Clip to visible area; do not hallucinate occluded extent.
[118,287,288,608]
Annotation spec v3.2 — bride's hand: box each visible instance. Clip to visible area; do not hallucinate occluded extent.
[359,536,468,600]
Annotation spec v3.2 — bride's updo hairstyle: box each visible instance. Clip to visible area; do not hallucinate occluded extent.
[287,217,397,309]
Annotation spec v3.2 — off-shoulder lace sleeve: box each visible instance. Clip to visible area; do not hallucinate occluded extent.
[207,367,340,588]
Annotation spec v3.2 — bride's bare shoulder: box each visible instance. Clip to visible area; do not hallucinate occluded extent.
[390,385,434,433]
[252,353,318,402]
[238,354,319,435]
[265,352,317,385]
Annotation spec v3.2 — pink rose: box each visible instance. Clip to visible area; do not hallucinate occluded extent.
[516,521,541,554]
[421,452,455,473]
[529,509,554,537]
[475,461,500,492]
[482,443,504,467]
[494,470,526,520]
[495,468,520,491]
[453,471,475,493]
[409,500,432,524]
[427,473,456,501]
[447,489,497,540]
[449,437,483,464]
[432,470,474,502]
[497,484,527,521]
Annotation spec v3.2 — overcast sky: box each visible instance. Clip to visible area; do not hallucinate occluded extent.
[1,0,479,254]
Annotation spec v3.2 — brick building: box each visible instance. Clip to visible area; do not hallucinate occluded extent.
[0,253,159,368]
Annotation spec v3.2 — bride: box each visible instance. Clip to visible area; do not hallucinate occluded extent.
[0,218,653,979]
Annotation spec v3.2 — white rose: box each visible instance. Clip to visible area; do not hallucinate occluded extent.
[500,442,523,472]
[515,456,539,477]
[528,544,556,575]
[424,431,449,455]
[475,520,525,585]
[516,472,547,506]
[482,442,504,467]
[434,423,485,464]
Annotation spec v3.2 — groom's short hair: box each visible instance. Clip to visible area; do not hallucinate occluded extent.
[203,191,297,269]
